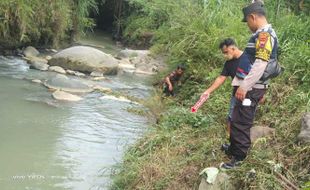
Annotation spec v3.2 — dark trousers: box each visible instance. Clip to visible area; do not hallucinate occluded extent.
[229,88,266,160]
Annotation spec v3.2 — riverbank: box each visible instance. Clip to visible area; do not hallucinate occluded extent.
[110,0,310,189]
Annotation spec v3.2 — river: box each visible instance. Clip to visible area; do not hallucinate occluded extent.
[0,33,151,190]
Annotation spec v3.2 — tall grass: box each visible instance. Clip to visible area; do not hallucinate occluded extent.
[112,0,310,189]
[0,0,100,48]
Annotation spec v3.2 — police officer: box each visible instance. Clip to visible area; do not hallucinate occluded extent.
[222,2,279,169]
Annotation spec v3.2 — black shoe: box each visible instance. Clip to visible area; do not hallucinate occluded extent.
[221,157,243,170]
[221,143,232,157]
[221,143,230,151]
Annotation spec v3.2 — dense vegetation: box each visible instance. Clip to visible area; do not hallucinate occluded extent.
[112,0,310,189]
[0,0,100,48]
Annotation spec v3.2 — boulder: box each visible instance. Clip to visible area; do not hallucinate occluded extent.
[251,126,275,142]
[23,46,40,58]
[52,90,82,101]
[44,74,93,93]
[28,57,49,71]
[297,113,310,143]
[48,46,119,75]
[49,66,66,74]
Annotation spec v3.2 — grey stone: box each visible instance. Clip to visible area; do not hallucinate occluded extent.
[52,90,82,101]
[90,71,104,77]
[118,59,136,74]
[91,77,107,81]
[29,57,49,71]
[49,66,66,74]
[251,126,275,142]
[49,46,119,75]
[66,69,86,77]
[297,113,310,143]
[44,74,93,93]
[31,79,42,84]
[23,46,40,58]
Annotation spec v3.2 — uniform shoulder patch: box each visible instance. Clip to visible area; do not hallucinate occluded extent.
[255,32,272,61]
[258,32,270,48]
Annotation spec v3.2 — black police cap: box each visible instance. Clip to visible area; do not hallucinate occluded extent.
[242,2,266,22]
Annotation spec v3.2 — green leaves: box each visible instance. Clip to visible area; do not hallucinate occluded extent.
[0,0,99,48]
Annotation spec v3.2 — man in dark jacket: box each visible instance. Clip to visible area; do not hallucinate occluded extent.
[201,38,248,138]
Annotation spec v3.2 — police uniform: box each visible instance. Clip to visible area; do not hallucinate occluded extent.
[227,3,279,164]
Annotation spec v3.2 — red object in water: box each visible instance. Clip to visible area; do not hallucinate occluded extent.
[191,94,209,113]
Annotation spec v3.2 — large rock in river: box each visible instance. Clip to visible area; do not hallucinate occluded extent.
[44,74,93,93]
[48,46,119,75]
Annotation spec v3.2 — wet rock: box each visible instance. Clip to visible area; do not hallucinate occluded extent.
[23,46,40,58]
[44,74,93,93]
[199,172,235,190]
[49,66,66,74]
[49,46,119,75]
[52,90,82,101]
[92,85,112,93]
[31,79,42,84]
[117,49,165,75]
[29,57,49,71]
[297,113,310,144]
[251,126,275,142]
[118,60,136,74]
[66,69,86,77]
[90,71,104,77]
[91,77,107,81]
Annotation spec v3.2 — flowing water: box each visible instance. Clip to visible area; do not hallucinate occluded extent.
[0,34,151,190]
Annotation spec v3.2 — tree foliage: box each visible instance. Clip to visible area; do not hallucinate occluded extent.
[0,0,101,48]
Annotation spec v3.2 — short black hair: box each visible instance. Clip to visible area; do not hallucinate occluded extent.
[219,38,236,49]
[177,64,186,71]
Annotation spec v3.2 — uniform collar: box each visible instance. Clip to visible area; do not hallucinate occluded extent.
[252,24,271,36]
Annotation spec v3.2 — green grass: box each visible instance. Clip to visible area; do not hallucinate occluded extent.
[111,0,310,189]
